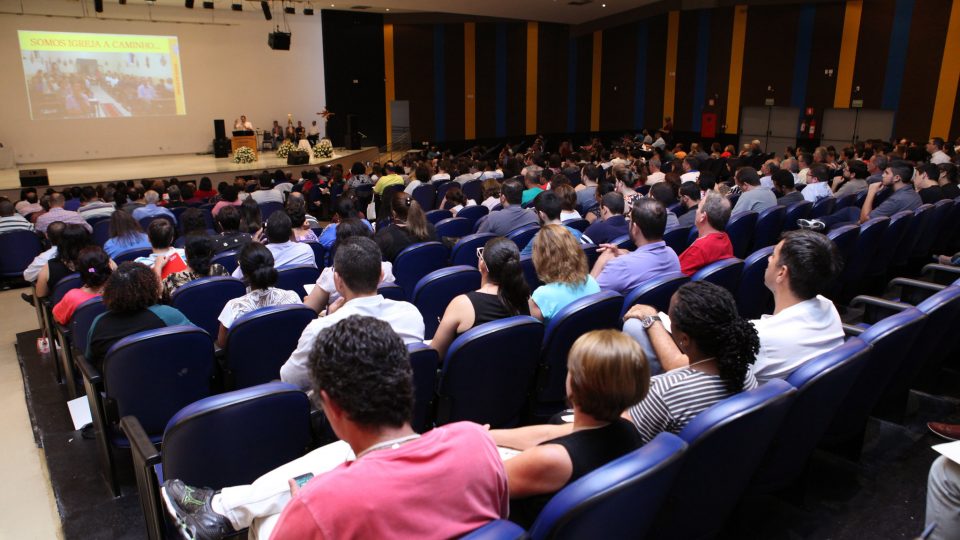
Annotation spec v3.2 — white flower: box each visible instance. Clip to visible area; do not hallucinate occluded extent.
[233,146,257,164]
[276,141,297,158]
[313,138,334,158]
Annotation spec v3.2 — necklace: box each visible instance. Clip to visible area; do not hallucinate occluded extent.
[687,357,717,369]
[356,433,421,459]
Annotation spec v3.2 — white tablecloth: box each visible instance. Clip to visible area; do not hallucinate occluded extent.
[298,139,312,152]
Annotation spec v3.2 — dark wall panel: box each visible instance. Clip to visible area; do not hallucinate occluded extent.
[475,23,497,139]
[705,7,733,132]
[537,23,569,135]
[443,23,465,141]
[574,33,594,133]
[742,5,799,110]
[394,24,436,144]
[599,25,637,132]
[672,10,700,132]
[897,0,951,141]
[643,14,668,133]
[805,2,845,114]
[851,0,894,109]
[505,23,528,137]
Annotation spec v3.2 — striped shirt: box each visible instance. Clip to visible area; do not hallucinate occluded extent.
[628,367,759,443]
[0,215,35,234]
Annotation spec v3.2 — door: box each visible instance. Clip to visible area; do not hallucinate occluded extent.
[821,108,895,148]
[739,106,800,155]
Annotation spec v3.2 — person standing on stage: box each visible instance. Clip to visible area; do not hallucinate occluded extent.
[234,115,253,131]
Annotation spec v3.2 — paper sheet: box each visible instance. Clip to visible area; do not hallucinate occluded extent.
[497,446,521,461]
[932,440,960,465]
[67,396,92,431]
[658,311,672,333]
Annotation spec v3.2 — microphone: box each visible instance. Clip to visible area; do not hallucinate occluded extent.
[357,131,368,139]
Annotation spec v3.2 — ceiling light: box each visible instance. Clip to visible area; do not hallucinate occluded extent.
[285,5,296,14]
[202,1,214,8]
[232,2,242,10]
[304,4,315,15]
[185,0,194,7]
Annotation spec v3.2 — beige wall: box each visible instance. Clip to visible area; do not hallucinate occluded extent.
[0,0,326,164]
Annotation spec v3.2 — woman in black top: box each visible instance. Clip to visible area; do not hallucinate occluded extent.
[430,237,530,358]
[490,330,649,527]
[35,223,94,299]
[374,192,437,263]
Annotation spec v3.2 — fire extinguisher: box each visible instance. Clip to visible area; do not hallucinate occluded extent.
[800,120,806,134]
[808,118,816,139]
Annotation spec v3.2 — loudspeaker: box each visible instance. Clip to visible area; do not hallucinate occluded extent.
[185,0,194,7]
[19,169,49,188]
[268,31,291,50]
[213,139,231,158]
[287,151,309,165]
[214,119,225,140]
[94,0,103,12]
[344,114,360,150]
[260,1,272,20]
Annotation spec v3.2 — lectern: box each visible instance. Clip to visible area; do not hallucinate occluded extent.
[231,134,259,159]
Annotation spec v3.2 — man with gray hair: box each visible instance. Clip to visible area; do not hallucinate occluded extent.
[646,158,665,185]
[866,153,887,184]
[678,191,733,276]
[759,159,779,189]
[132,189,177,224]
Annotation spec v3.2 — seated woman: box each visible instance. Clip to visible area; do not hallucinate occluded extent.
[430,237,530,358]
[212,184,242,218]
[86,262,192,370]
[134,219,186,270]
[373,192,437,263]
[216,242,302,348]
[480,178,502,210]
[440,184,476,216]
[621,280,759,442]
[52,246,111,325]
[285,197,318,243]
[238,198,263,235]
[212,206,252,254]
[529,224,600,322]
[303,218,395,313]
[489,329,649,527]
[103,210,150,259]
[554,184,582,221]
[36,224,94,299]
[159,236,229,302]
[176,208,209,247]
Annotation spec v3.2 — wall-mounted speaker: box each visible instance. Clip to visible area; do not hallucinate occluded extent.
[268,31,291,50]
[261,1,272,20]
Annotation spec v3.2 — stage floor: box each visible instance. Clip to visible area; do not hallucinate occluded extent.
[0,147,379,193]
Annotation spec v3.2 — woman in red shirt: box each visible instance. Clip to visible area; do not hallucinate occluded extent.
[53,246,112,325]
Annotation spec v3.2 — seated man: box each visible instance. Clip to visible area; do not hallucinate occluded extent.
[161,316,507,540]
[134,219,186,268]
[211,206,252,254]
[0,198,35,234]
[731,167,777,215]
[250,171,285,205]
[280,236,424,390]
[36,192,92,233]
[231,212,315,278]
[591,198,681,295]
[581,192,628,245]
[520,171,544,206]
[648,182,681,229]
[678,192,733,276]
[801,164,834,203]
[132,190,177,225]
[77,186,116,221]
[477,178,539,236]
[676,182,701,227]
[521,191,584,256]
[773,169,804,206]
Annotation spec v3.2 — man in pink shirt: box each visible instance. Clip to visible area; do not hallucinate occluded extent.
[161,315,508,540]
[35,192,92,234]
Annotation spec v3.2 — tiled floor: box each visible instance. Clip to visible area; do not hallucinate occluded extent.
[0,287,62,539]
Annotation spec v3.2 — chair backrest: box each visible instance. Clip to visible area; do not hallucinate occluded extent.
[650,379,797,539]
[809,196,836,218]
[868,210,913,276]
[535,291,623,412]
[92,220,112,247]
[71,297,107,355]
[913,199,952,257]
[451,233,497,268]
[506,224,540,250]
[161,382,312,489]
[425,209,453,225]
[737,246,774,319]
[935,199,960,253]
[462,180,484,204]
[437,316,543,427]
[407,343,441,433]
[826,223,860,273]
[562,218,590,233]
[520,254,543,290]
[435,217,473,239]
[224,305,316,390]
[51,273,82,304]
[581,243,599,268]
[394,241,450,300]
[528,433,688,540]
[690,257,744,295]
[842,217,888,285]
[306,242,326,268]
[461,520,525,540]
[169,276,246,337]
[610,234,635,251]
[834,192,858,211]
[378,283,406,301]
[621,272,689,317]
[211,249,240,274]
[663,225,693,255]
[782,201,812,232]
[104,325,215,436]
[411,183,437,212]
[726,211,758,259]
[895,204,933,265]
[412,266,482,339]
[258,201,284,221]
[456,204,489,228]
[751,338,871,492]
[113,246,153,264]
[275,265,321,300]
[138,215,175,232]
[753,205,786,250]
[435,183,456,208]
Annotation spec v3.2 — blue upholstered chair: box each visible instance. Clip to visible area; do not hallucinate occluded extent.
[412,266,482,339]
[866,210,913,279]
[782,201,812,232]
[834,193,858,211]
[840,217,888,297]
[169,276,246,337]
[411,183,437,212]
[621,272,690,317]
[506,224,540,250]
[113,246,152,264]
[580,243,599,268]
[275,265,321,300]
[436,316,543,428]
[462,520,525,540]
[663,225,693,255]
[562,218,590,233]
[451,233,497,268]
[425,209,453,225]
[306,242,326,268]
[138,214,176,233]
[258,201,284,221]
[610,234,635,251]
[753,205,786,250]
[435,217,474,240]
[435,183,456,209]
[378,283,406,301]
[690,258,744,296]
[394,242,449,300]
[893,204,933,268]
[726,211,758,259]
[912,199,953,259]
[737,246,774,319]
[809,196,836,218]
[92,220,112,247]
[827,224,860,271]
[210,249,240,274]
[456,204,489,229]
[222,305,316,390]
[462,180,484,204]
[407,343,441,433]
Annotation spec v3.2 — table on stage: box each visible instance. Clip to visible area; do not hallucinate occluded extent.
[231,135,259,159]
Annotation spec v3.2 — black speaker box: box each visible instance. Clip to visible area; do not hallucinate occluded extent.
[214,119,225,140]
[287,151,309,165]
[344,114,360,150]
[268,32,291,50]
[213,139,231,158]
[19,169,49,187]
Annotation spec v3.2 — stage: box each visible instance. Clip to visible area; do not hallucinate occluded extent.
[0,146,379,196]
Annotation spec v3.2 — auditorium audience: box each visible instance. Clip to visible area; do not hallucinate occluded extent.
[801,164,833,203]
[52,246,111,325]
[211,185,242,217]
[317,198,372,251]
[194,177,217,199]
[582,192,628,245]
[132,190,177,225]
[522,191,584,255]
[159,236,229,302]
[231,212,315,278]
[529,224,600,321]
[177,208,209,245]
[731,167,778,214]
[15,188,42,217]
[832,160,869,198]
[676,182,701,227]
[216,242,302,348]
[280,237,424,390]
[250,172,284,205]
[678,192,734,276]
[938,163,959,199]
[915,163,947,204]
[773,169,805,206]
[211,206,252,254]
[36,193,92,234]
[554,183,582,221]
[0,199,35,234]
[77,186,115,221]
[285,198,318,243]
[430,237,530,358]
[372,164,405,195]
[477,179,539,236]
[134,219,185,269]
[373,192,437,263]
[648,182,681,228]
[440,183,475,216]
[237,198,263,235]
[23,221,64,290]
[35,223,92,299]
[480,178,502,210]
[101,210,150,259]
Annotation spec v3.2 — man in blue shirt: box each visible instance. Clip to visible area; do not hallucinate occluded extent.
[132,190,177,225]
[582,192,628,245]
[521,191,583,255]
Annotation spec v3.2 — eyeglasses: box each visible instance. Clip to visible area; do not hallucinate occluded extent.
[476,247,484,261]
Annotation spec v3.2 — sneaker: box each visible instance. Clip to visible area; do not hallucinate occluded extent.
[161,480,234,540]
[796,218,826,232]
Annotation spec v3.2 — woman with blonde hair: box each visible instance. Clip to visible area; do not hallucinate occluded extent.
[490,329,649,527]
[529,224,600,321]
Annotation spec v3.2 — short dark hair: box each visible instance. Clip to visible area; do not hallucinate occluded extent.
[679,182,701,202]
[887,160,914,184]
[535,190,563,221]
[776,230,842,300]
[180,208,207,236]
[601,191,625,215]
[238,241,278,290]
[917,163,939,181]
[81,186,97,201]
[308,315,413,428]
[333,237,382,293]
[147,219,175,249]
[630,198,667,240]
[102,262,160,313]
[501,179,524,205]
[772,169,795,190]
[184,235,217,275]
[0,199,14,217]
[697,173,717,192]
[216,205,241,232]
[649,182,677,206]
[808,164,831,183]
[265,211,293,243]
[847,160,868,179]
[285,197,308,228]
[737,167,762,186]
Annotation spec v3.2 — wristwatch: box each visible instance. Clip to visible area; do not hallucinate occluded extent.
[640,314,660,329]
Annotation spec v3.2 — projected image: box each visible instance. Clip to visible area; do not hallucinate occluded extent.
[19,30,186,120]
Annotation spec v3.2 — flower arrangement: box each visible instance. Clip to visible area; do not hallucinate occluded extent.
[313,138,334,159]
[233,146,256,164]
[276,140,297,158]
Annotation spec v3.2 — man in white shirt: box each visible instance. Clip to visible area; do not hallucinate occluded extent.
[802,164,834,202]
[759,159,778,189]
[751,230,845,382]
[249,172,285,205]
[679,156,701,184]
[646,158,665,185]
[234,115,254,131]
[231,212,315,278]
[430,161,452,183]
[928,137,951,165]
[280,237,424,390]
[307,120,320,146]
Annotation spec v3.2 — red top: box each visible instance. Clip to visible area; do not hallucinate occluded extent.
[271,422,509,540]
[53,289,100,325]
[679,232,734,276]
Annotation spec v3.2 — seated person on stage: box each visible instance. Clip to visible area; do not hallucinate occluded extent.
[35,224,93,300]
[529,224,600,322]
[53,246,111,325]
[581,192,628,246]
[285,198,318,243]
[159,236,229,302]
[304,219,395,313]
[430,237,530,358]
[36,193,92,234]
[773,169,805,206]
[676,182,701,228]
[86,262,193,370]
[373,192,437,263]
[591,199,681,296]
[249,172,284,205]
[678,191,734,276]
[731,167,778,215]
[306,120,320,145]
[477,179,539,236]
[489,330,648,528]
[161,316,508,540]
[234,115,253,131]
[799,160,922,232]
[216,242,302,348]
[211,206,252,254]
[280,237,424,390]
[134,219,186,268]
[77,186,116,221]
[522,191,583,256]
[231,212,315,278]
[132,190,177,225]
[0,198,35,234]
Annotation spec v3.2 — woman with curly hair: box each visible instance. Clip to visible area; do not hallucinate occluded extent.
[621,280,759,443]
[52,246,112,324]
[529,224,599,321]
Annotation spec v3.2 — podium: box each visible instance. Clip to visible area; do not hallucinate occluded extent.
[231,135,259,159]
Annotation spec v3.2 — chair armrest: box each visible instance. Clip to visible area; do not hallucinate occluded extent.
[849,295,910,325]
[922,263,960,286]
[121,415,165,540]
[76,355,102,386]
[888,277,946,306]
[843,323,865,337]
[120,416,160,467]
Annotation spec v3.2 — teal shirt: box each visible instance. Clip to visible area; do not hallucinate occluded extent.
[521,187,544,206]
[532,276,601,321]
